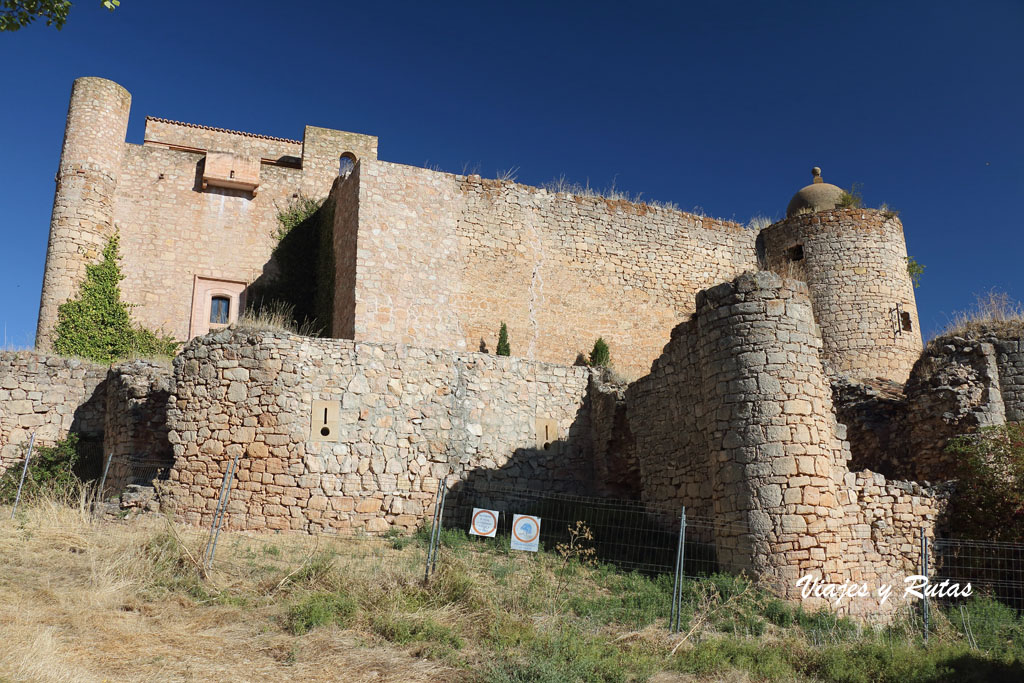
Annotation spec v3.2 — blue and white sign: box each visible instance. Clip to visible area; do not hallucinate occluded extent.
[510,514,541,552]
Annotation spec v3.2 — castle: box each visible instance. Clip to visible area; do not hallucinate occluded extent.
[6,76,1023,612]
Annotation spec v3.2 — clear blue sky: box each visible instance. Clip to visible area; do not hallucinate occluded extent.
[1,1,1021,348]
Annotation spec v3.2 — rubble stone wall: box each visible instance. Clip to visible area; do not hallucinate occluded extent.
[103,360,174,491]
[165,330,595,533]
[0,352,108,473]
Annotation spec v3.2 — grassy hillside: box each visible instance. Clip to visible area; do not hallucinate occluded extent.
[0,496,1021,682]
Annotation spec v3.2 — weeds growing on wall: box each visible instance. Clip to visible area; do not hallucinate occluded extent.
[945,423,1024,542]
[837,183,864,209]
[496,322,510,356]
[247,195,334,336]
[0,433,83,504]
[906,256,925,289]
[52,234,180,363]
[937,289,1024,340]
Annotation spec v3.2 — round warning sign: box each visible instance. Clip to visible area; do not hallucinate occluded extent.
[511,514,541,551]
[470,508,498,537]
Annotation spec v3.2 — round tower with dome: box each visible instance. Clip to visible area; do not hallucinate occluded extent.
[759,167,922,384]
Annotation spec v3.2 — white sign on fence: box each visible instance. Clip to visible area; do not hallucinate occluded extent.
[510,514,541,552]
[470,508,499,537]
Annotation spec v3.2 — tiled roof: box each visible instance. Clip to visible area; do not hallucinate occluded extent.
[145,116,302,144]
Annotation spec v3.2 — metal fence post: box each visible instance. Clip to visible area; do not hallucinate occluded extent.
[10,432,36,519]
[93,452,114,514]
[430,480,449,577]
[670,505,686,633]
[921,527,930,643]
[424,481,444,582]
[204,450,241,569]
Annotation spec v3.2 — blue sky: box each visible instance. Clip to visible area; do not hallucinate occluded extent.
[1,1,1021,348]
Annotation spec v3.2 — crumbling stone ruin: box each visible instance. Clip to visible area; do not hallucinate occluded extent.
[3,76,1020,614]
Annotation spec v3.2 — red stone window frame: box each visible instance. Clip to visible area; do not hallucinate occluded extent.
[189,276,247,339]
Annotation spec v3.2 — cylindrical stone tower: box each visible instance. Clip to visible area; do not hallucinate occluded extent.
[697,272,849,599]
[36,77,131,351]
[759,168,922,383]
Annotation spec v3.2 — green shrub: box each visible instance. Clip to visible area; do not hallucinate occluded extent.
[496,322,510,356]
[0,433,82,504]
[945,423,1024,541]
[52,233,179,363]
[588,337,611,368]
[287,592,357,634]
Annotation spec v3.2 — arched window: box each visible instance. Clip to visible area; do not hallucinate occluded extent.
[339,153,356,177]
[210,296,230,325]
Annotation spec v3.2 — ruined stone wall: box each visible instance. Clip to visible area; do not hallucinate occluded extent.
[840,472,944,604]
[337,160,758,377]
[993,337,1024,422]
[0,353,107,473]
[694,273,850,594]
[624,272,941,610]
[165,330,594,533]
[760,209,921,384]
[624,320,711,518]
[103,360,173,491]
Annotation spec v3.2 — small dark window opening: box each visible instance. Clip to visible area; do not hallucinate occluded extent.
[210,296,230,325]
[787,244,804,261]
[339,154,356,177]
[901,311,913,332]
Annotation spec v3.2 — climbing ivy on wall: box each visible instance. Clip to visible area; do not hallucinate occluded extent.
[53,233,180,363]
[248,196,335,336]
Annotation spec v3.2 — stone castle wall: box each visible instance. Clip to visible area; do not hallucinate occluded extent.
[624,272,941,609]
[36,77,380,348]
[0,353,108,473]
[334,159,759,377]
[760,209,922,384]
[165,330,595,533]
[36,78,131,351]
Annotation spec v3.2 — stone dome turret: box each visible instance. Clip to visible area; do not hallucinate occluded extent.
[786,167,845,218]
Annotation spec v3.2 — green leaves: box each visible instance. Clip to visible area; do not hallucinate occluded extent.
[53,233,179,363]
[1,1,118,32]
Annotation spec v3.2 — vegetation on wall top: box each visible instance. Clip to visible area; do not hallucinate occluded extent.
[246,195,332,337]
[52,233,179,363]
[945,423,1024,542]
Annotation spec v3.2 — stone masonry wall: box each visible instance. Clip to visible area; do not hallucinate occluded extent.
[760,209,922,384]
[993,336,1024,422]
[103,360,174,492]
[337,159,758,377]
[165,329,595,533]
[38,77,380,348]
[624,272,941,610]
[0,352,108,473]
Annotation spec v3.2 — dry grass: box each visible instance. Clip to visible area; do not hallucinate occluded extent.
[0,499,457,682]
[936,289,1024,342]
[234,301,321,337]
[541,175,682,212]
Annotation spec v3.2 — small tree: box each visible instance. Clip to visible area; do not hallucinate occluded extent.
[496,322,510,356]
[589,337,610,368]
